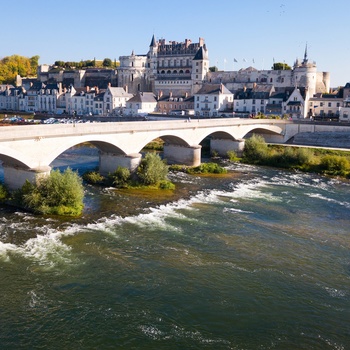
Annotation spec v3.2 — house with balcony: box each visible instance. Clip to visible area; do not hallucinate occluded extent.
[309,93,343,120]
[194,83,233,117]
[234,84,274,116]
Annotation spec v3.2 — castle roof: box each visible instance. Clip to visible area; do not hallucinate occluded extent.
[193,44,208,61]
[150,34,156,47]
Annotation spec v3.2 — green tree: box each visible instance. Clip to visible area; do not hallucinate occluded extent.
[137,153,169,185]
[272,62,291,70]
[242,134,269,164]
[21,168,84,216]
[103,58,112,67]
[209,66,218,72]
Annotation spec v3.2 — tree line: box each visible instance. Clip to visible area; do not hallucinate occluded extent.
[53,58,119,69]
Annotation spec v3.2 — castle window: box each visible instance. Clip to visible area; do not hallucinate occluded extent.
[328,102,331,107]
[270,78,273,83]
[196,62,198,66]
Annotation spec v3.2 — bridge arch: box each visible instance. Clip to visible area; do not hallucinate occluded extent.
[240,126,285,143]
[0,147,35,169]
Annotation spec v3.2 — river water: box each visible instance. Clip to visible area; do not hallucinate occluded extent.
[0,147,349,349]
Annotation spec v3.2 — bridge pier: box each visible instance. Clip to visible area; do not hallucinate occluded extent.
[210,138,245,157]
[163,144,202,166]
[99,152,142,176]
[3,164,51,191]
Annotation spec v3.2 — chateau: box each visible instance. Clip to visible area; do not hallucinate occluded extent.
[1,35,349,121]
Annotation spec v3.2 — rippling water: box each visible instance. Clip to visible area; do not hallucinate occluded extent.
[0,148,349,349]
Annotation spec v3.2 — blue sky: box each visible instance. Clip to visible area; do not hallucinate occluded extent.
[2,0,350,87]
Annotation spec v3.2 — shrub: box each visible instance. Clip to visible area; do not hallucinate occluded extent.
[187,162,227,174]
[137,153,169,185]
[226,150,238,161]
[242,134,269,164]
[108,166,130,188]
[0,184,9,202]
[320,155,350,175]
[211,149,219,158]
[83,170,105,184]
[158,180,175,190]
[21,168,84,216]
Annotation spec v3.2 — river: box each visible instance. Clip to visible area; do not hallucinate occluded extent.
[0,146,349,349]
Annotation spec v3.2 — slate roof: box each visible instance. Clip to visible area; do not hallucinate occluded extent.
[196,83,232,95]
[128,92,157,103]
[107,87,133,98]
[193,45,208,61]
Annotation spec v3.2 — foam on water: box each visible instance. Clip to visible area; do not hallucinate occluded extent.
[306,193,350,209]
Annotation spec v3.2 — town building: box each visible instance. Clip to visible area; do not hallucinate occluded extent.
[194,83,234,117]
[124,92,157,116]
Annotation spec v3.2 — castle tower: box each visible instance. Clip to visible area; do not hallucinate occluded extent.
[191,42,209,94]
[147,34,158,91]
[292,44,318,96]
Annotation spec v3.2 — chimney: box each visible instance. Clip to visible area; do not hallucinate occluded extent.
[158,90,163,99]
[86,86,90,92]
[169,91,172,98]
[108,82,111,87]
[124,85,128,93]
[185,92,188,99]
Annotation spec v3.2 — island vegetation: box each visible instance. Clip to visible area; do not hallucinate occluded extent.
[0,168,84,216]
[83,152,175,190]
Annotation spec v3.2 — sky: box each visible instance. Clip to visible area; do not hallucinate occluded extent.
[1,0,350,88]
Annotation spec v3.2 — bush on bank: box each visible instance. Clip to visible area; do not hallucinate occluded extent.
[18,168,84,216]
[241,134,350,178]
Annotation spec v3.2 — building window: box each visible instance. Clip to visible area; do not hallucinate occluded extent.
[214,96,217,101]
[328,102,331,107]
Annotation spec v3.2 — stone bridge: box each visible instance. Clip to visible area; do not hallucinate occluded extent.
[0,118,348,189]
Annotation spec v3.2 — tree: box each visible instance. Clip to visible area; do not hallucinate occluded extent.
[137,153,169,185]
[102,58,112,67]
[272,62,291,70]
[0,54,39,84]
[21,168,84,216]
[209,66,218,72]
[242,134,269,164]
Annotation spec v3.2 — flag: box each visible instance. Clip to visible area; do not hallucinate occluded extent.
[243,58,247,62]
[253,58,255,63]
[234,58,238,62]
